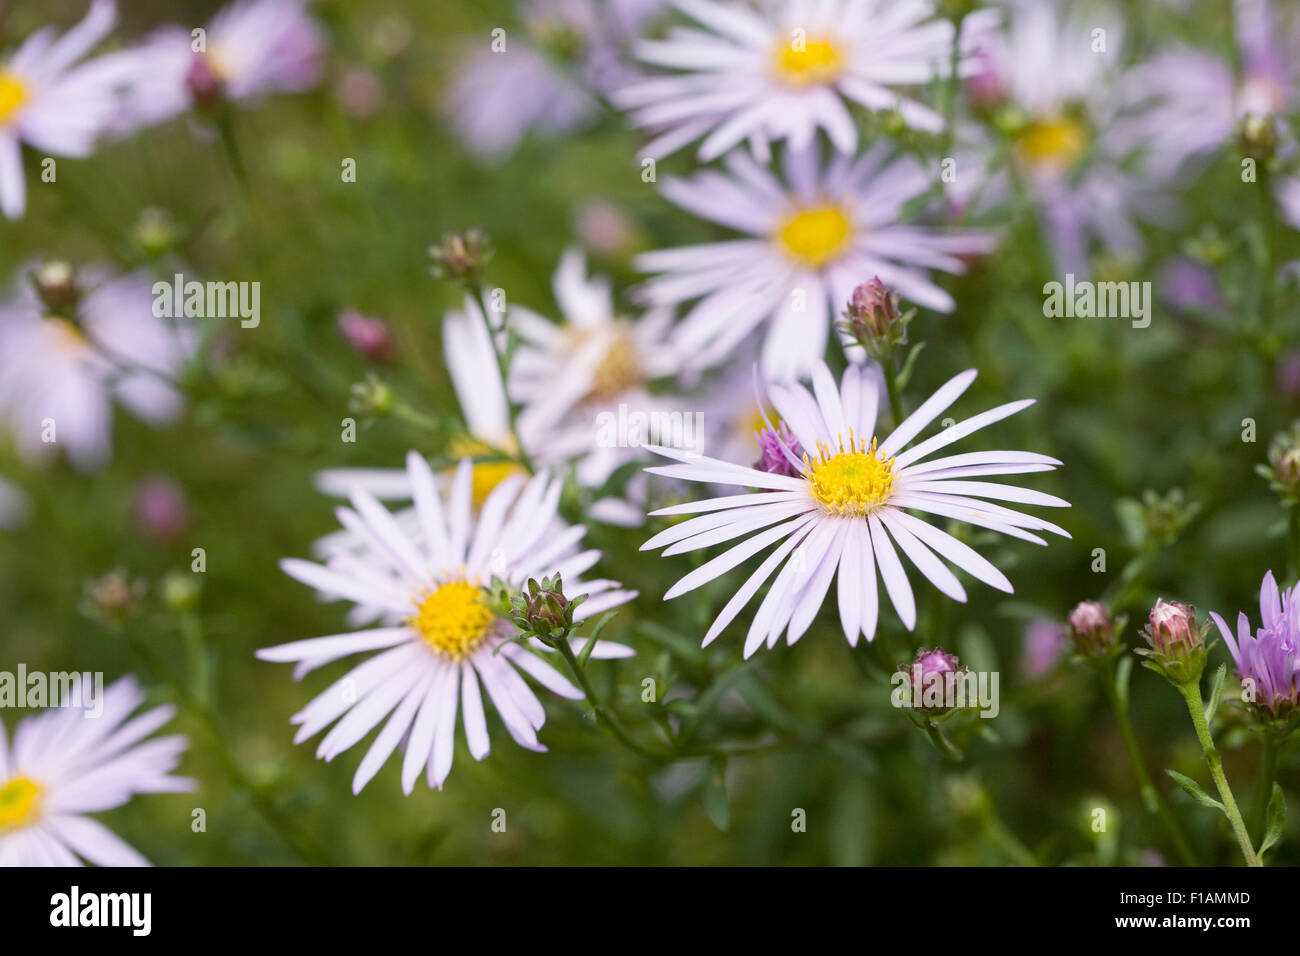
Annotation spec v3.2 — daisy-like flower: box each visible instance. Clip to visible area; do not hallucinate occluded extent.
[257,452,636,794]
[637,143,994,381]
[0,267,197,470]
[447,0,665,160]
[0,676,193,866]
[614,0,993,161]
[510,248,692,525]
[971,0,1176,274]
[102,0,324,131]
[642,360,1069,657]
[0,0,126,219]
[1210,571,1300,718]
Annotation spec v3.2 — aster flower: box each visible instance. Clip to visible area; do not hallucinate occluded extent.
[257,452,636,794]
[0,676,193,866]
[0,0,127,219]
[447,0,665,160]
[101,0,324,131]
[0,268,197,470]
[642,360,1069,656]
[1210,571,1300,719]
[613,0,994,161]
[509,248,691,525]
[972,0,1176,274]
[636,143,994,380]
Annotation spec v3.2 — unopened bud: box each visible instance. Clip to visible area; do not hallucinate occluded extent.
[1067,600,1117,657]
[1139,598,1208,684]
[186,54,225,109]
[429,229,492,281]
[32,261,79,314]
[338,310,393,361]
[840,278,913,355]
[349,376,394,416]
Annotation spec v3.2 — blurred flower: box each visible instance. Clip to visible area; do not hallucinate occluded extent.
[257,453,636,794]
[428,229,492,282]
[0,0,126,219]
[160,569,201,612]
[337,309,393,361]
[1022,617,1067,678]
[1158,257,1226,316]
[1260,422,1300,502]
[132,477,189,544]
[643,361,1069,656]
[0,267,197,470]
[1066,600,1117,657]
[335,66,383,118]
[82,568,139,623]
[446,0,660,160]
[101,0,325,131]
[0,676,193,865]
[973,0,1178,275]
[612,0,993,161]
[30,261,81,315]
[574,200,636,259]
[1210,570,1300,719]
[636,144,994,381]
[1276,350,1300,402]
[1139,598,1207,684]
[347,375,394,417]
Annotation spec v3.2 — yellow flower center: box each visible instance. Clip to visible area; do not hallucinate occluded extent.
[0,776,43,833]
[407,580,497,660]
[588,331,642,403]
[773,36,844,88]
[0,71,29,125]
[1017,116,1089,170]
[45,316,89,353]
[447,437,528,507]
[777,205,853,268]
[805,432,896,516]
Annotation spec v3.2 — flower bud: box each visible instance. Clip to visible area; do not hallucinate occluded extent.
[1139,598,1208,684]
[429,229,492,281]
[840,278,913,356]
[82,569,138,624]
[338,310,393,361]
[31,261,79,314]
[186,54,225,109]
[161,570,202,613]
[899,646,967,711]
[1239,113,1278,160]
[1066,600,1117,657]
[754,422,803,478]
[349,376,394,416]
[509,574,585,644]
[132,477,189,544]
[1264,422,1300,501]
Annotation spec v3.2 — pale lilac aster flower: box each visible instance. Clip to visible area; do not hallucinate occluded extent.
[0,0,126,219]
[447,0,665,160]
[258,453,636,794]
[755,421,804,477]
[974,0,1177,274]
[636,143,994,381]
[1210,571,1300,717]
[0,676,193,866]
[102,0,324,131]
[642,360,1069,656]
[0,269,197,470]
[613,0,997,162]
[1021,618,1066,679]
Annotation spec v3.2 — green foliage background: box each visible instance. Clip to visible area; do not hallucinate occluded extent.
[1,0,1297,865]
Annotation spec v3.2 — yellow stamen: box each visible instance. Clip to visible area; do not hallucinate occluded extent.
[805,431,896,516]
[407,580,496,660]
[777,205,852,268]
[773,36,844,88]
[0,776,42,833]
[447,437,528,507]
[1017,116,1088,170]
[589,332,642,402]
[0,72,29,125]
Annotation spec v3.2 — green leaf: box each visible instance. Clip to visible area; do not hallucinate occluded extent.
[1204,664,1226,724]
[1115,654,1134,710]
[701,758,730,832]
[1166,770,1225,812]
[575,612,617,669]
[1261,783,1287,856]
[895,341,927,389]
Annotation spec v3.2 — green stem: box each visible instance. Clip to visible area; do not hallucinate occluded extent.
[1178,680,1262,866]
[1259,162,1278,334]
[882,349,905,428]
[1100,663,1198,865]
[552,638,668,760]
[464,280,534,471]
[922,719,964,763]
[1288,504,1300,585]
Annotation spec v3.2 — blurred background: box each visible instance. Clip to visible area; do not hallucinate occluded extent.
[1,0,1297,865]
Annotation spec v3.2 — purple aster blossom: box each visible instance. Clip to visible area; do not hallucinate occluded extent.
[753,421,803,478]
[1210,571,1300,717]
[1021,618,1067,678]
